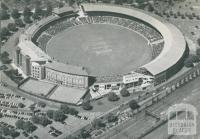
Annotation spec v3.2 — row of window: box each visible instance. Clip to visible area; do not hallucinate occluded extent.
[46,71,86,86]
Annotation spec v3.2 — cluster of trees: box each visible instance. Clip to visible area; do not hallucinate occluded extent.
[31,115,52,127]
[0,1,53,20]
[0,1,54,44]
[46,104,79,122]
[47,110,67,122]
[15,119,37,133]
[60,104,79,116]
[0,126,20,138]
[4,69,24,83]
[184,54,200,68]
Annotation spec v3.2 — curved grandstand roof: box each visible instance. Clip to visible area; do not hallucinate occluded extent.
[82,4,186,76]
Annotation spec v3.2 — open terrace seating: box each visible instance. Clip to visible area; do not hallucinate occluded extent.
[95,75,123,83]
[37,34,52,52]
[35,15,163,54]
[151,42,164,59]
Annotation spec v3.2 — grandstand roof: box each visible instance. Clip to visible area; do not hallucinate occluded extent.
[44,61,88,76]
[53,7,74,15]
[82,4,186,76]
[25,15,59,37]
[18,35,50,62]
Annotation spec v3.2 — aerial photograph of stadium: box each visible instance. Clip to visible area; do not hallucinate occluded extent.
[0,0,200,138]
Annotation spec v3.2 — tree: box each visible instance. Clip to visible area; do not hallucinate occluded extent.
[129,100,140,111]
[60,104,70,114]
[0,113,2,118]
[196,48,200,56]
[108,92,119,101]
[46,2,53,16]
[66,0,76,6]
[37,102,46,108]
[127,0,133,4]
[1,51,9,58]
[188,54,200,63]
[23,7,32,17]
[31,115,40,124]
[0,136,5,139]
[136,0,146,4]
[47,110,54,119]
[15,19,25,27]
[18,102,25,108]
[120,88,130,97]
[23,121,37,133]
[1,3,9,10]
[32,13,40,20]
[82,102,93,110]
[24,16,32,24]
[58,2,64,8]
[101,0,111,3]
[34,6,44,17]
[80,129,90,138]
[147,4,154,12]
[0,27,10,37]
[1,127,10,136]
[0,10,10,20]
[68,108,79,115]
[11,9,20,19]
[53,110,66,122]
[7,23,18,32]
[107,113,118,123]
[197,38,200,46]
[92,119,105,129]
[10,129,20,138]
[38,116,52,127]
[15,119,25,129]
[31,115,51,126]
[115,0,123,5]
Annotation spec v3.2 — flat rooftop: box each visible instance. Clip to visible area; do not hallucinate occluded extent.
[19,79,56,96]
[49,86,87,104]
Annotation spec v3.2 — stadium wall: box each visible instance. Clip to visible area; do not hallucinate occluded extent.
[16,4,187,87]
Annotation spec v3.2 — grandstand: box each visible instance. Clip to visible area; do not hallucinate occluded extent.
[35,15,164,58]
[14,4,187,104]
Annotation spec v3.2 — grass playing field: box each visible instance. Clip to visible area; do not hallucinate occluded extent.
[46,24,152,76]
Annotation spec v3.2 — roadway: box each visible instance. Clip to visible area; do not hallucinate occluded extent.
[101,76,200,139]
